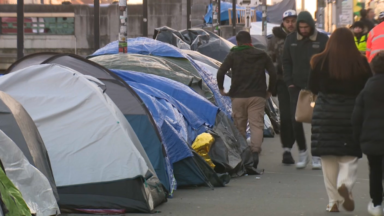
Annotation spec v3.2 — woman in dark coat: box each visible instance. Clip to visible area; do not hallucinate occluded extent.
[308,27,371,213]
[352,51,384,216]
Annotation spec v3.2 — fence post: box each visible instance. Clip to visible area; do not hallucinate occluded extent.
[17,0,24,59]
[232,0,236,36]
[142,0,148,37]
[94,0,100,51]
[187,0,191,29]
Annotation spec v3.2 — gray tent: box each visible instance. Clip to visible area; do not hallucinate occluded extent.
[6,53,169,212]
[0,91,58,200]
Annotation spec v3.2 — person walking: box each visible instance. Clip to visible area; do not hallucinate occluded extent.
[309,28,371,213]
[267,9,297,165]
[352,51,384,216]
[217,31,277,170]
[282,11,329,169]
[352,21,369,55]
[366,20,384,63]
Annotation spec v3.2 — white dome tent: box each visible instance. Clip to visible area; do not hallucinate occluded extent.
[0,64,156,213]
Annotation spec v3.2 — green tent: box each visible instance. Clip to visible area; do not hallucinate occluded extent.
[0,165,31,216]
[89,54,215,103]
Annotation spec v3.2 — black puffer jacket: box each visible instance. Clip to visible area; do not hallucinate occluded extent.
[352,74,384,156]
[308,58,371,158]
[311,93,362,157]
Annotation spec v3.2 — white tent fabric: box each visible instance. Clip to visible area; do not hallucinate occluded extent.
[0,130,59,216]
[0,64,148,187]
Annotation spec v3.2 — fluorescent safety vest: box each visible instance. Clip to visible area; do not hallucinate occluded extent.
[355,35,367,52]
[366,22,384,62]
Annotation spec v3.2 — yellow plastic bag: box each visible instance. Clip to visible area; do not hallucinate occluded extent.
[192,133,215,169]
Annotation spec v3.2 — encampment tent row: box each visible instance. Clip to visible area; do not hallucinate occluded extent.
[0,33,281,214]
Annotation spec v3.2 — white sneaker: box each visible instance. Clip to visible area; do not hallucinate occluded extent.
[312,157,322,170]
[296,151,309,169]
[368,202,384,216]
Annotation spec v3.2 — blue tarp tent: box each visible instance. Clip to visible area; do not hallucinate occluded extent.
[204,2,262,24]
[113,69,217,186]
[89,37,232,119]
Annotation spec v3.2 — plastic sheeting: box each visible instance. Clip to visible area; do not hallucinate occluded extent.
[0,64,149,187]
[153,27,234,63]
[0,130,59,216]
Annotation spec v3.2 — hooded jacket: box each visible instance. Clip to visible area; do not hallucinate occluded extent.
[217,46,277,98]
[267,24,288,77]
[282,11,329,89]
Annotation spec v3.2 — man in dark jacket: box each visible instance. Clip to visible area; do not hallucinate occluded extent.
[282,11,329,169]
[217,31,277,169]
[267,9,297,165]
[352,51,384,215]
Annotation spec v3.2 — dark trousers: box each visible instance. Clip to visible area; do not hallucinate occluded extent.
[287,86,307,151]
[276,80,295,149]
[367,155,383,206]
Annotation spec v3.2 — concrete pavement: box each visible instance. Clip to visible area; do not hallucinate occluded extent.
[140,125,372,216]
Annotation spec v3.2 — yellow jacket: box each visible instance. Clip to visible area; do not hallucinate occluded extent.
[355,34,368,52]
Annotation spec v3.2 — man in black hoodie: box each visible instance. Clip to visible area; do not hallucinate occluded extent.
[282,11,329,169]
[267,9,297,165]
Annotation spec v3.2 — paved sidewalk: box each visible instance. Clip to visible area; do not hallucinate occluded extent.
[143,125,372,216]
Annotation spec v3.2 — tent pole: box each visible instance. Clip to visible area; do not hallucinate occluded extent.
[94,0,100,51]
[187,0,191,29]
[232,0,236,36]
[17,0,24,59]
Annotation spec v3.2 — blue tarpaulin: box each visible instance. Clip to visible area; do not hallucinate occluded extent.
[114,69,214,156]
[89,37,186,59]
[204,2,262,24]
[91,37,233,119]
[113,69,218,127]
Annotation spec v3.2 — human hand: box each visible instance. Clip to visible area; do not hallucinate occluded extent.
[266,91,272,99]
[219,89,228,96]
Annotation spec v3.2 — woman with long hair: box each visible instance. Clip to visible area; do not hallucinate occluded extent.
[309,27,372,213]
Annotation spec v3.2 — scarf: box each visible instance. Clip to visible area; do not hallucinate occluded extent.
[230,43,253,51]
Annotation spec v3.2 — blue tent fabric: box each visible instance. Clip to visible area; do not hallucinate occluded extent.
[112,69,218,127]
[186,56,232,119]
[89,37,186,59]
[204,2,262,24]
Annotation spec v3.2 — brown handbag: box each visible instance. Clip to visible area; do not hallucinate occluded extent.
[295,90,317,123]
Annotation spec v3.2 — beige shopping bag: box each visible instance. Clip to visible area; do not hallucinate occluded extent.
[295,90,317,123]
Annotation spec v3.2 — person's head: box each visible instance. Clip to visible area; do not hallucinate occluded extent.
[367,8,375,20]
[311,27,370,79]
[236,31,252,46]
[370,51,384,74]
[296,11,315,37]
[282,10,297,33]
[378,11,384,23]
[351,21,365,34]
